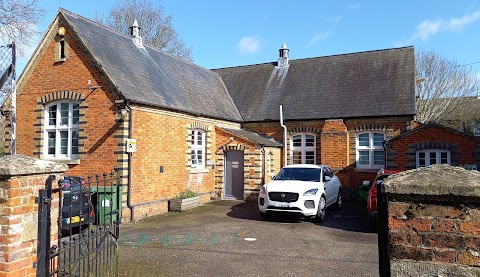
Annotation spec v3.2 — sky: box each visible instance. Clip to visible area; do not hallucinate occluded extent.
[16,1,480,78]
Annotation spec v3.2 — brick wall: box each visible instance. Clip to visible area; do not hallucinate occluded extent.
[384,165,480,276]
[243,116,412,188]
[388,202,480,266]
[321,119,348,169]
[16,21,121,178]
[386,124,480,170]
[0,156,67,277]
[129,106,240,219]
[213,128,282,200]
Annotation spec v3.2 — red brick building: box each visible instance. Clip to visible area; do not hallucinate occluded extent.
[385,123,480,171]
[16,9,418,220]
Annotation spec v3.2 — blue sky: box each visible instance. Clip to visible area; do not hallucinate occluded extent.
[17,1,480,76]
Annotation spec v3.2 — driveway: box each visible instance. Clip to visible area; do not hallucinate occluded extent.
[118,200,378,277]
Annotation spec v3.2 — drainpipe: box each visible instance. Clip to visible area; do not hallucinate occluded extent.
[280,105,288,166]
[126,100,134,222]
[260,145,265,185]
[383,141,387,170]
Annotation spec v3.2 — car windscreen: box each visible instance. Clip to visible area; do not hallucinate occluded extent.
[274,168,320,182]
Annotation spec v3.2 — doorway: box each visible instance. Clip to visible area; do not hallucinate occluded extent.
[224,150,244,199]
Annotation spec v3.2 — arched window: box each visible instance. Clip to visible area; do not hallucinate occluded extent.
[44,101,79,160]
[290,133,316,164]
[191,129,206,169]
[356,131,385,169]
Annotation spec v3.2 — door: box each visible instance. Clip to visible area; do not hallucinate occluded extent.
[322,167,336,205]
[224,150,244,199]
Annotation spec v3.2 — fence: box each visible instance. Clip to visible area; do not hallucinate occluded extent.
[0,43,15,156]
[36,170,122,277]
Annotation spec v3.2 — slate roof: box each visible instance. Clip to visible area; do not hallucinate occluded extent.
[214,47,416,122]
[59,9,243,122]
[219,128,282,147]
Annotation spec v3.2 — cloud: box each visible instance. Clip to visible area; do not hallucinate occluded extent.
[397,10,480,46]
[237,36,261,54]
[324,16,343,24]
[347,4,360,11]
[307,32,333,47]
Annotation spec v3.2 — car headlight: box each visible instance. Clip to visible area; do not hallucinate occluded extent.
[260,186,266,194]
[303,188,318,196]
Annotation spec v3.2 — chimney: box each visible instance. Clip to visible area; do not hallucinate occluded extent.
[129,19,144,48]
[278,42,289,67]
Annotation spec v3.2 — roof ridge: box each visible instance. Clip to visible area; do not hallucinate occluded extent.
[212,46,414,70]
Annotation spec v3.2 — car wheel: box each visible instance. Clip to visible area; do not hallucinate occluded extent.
[313,197,326,223]
[259,211,271,220]
[334,191,342,210]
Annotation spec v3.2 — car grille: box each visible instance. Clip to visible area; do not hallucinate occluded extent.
[268,192,299,203]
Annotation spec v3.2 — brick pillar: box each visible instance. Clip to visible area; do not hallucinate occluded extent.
[0,155,68,277]
[384,165,480,276]
[321,119,348,168]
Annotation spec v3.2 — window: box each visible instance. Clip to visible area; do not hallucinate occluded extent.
[60,40,66,59]
[416,150,450,167]
[191,130,205,169]
[44,102,79,160]
[356,132,385,169]
[322,167,333,181]
[473,122,480,136]
[290,133,316,164]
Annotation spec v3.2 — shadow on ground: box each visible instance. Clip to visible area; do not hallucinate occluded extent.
[224,199,376,233]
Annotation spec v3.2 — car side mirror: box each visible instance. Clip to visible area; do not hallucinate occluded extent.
[324,176,332,182]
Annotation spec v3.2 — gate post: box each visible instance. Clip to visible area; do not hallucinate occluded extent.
[0,155,67,277]
[382,165,480,276]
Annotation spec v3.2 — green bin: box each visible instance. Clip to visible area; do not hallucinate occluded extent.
[90,186,123,225]
[358,184,370,201]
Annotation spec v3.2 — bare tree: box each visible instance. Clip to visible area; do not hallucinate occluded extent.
[415,51,479,125]
[0,0,45,55]
[96,0,192,61]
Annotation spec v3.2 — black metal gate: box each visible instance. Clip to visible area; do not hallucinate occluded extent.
[36,170,122,277]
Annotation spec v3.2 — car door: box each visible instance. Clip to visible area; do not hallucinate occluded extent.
[322,167,336,205]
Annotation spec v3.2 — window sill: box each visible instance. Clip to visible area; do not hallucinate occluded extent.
[190,168,209,174]
[45,159,80,165]
[54,58,66,63]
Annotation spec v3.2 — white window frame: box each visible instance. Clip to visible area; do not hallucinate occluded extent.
[473,122,480,136]
[290,133,316,164]
[191,129,206,169]
[356,131,385,169]
[416,149,451,168]
[44,101,79,160]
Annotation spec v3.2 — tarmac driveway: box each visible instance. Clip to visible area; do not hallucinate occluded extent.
[118,200,378,277]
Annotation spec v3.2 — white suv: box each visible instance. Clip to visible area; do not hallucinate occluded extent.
[258,164,342,222]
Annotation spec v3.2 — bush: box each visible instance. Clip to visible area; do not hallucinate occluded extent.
[177,189,198,199]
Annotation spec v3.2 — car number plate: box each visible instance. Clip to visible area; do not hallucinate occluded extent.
[67,216,84,224]
[274,202,290,208]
